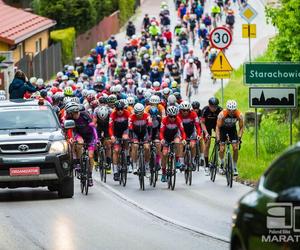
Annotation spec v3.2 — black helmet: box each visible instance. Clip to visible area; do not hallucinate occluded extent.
[98,95,107,104]
[208,97,219,106]
[40,89,48,98]
[191,101,200,109]
[173,92,181,100]
[115,100,125,110]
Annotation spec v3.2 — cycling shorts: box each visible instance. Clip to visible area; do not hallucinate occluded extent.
[220,127,238,143]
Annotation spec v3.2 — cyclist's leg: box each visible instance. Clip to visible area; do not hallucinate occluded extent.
[161,143,168,181]
[154,139,161,167]
[112,140,120,179]
[122,131,130,166]
[204,128,212,166]
[131,138,139,174]
[230,128,239,175]
[174,136,184,168]
[218,128,226,172]
[104,138,112,166]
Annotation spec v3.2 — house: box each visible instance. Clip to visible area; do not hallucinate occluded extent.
[0,0,56,63]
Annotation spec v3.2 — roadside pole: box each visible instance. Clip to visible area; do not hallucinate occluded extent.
[289,109,292,145]
[255,108,258,158]
[247,24,252,62]
[221,78,224,107]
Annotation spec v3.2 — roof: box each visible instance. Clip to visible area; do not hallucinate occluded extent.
[0,2,56,45]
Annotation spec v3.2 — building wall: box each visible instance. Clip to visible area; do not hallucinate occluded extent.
[0,41,8,51]
[12,30,49,63]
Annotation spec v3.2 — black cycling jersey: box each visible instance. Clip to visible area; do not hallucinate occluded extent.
[201,105,222,133]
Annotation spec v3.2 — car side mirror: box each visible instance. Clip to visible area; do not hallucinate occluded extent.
[64,120,75,129]
[276,187,300,205]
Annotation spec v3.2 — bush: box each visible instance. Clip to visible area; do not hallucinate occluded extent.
[92,0,118,23]
[50,27,76,65]
[119,0,136,25]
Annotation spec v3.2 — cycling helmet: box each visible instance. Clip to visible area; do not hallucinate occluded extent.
[115,84,122,93]
[64,86,73,97]
[171,81,178,88]
[162,87,171,95]
[179,101,191,110]
[0,95,6,101]
[167,94,177,105]
[166,106,179,116]
[98,95,107,104]
[188,58,194,64]
[134,103,145,115]
[0,90,6,96]
[96,106,109,119]
[110,86,116,94]
[115,100,125,110]
[149,106,159,117]
[191,101,200,110]
[90,100,99,109]
[161,82,168,89]
[62,75,68,81]
[82,89,89,97]
[67,80,74,86]
[108,94,117,104]
[173,92,181,100]
[36,78,44,86]
[208,97,219,106]
[136,87,144,95]
[144,91,152,100]
[70,96,80,104]
[226,100,237,111]
[149,95,160,105]
[40,89,48,98]
[87,94,95,103]
[65,102,80,113]
[142,75,148,81]
[127,96,135,105]
[76,82,83,90]
[120,99,129,108]
[56,72,63,78]
[152,81,160,88]
[30,77,37,84]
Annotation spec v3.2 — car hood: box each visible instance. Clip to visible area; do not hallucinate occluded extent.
[0,128,65,142]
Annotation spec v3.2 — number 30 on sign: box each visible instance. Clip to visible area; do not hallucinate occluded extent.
[209,27,232,50]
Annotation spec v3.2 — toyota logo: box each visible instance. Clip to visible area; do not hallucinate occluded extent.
[18,144,29,152]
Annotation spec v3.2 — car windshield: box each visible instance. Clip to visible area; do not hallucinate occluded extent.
[0,105,58,130]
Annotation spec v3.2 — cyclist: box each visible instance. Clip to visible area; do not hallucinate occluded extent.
[188,14,197,44]
[65,101,98,187]
[145,95,166,117]
[129,103,152,174]
[200,97,223,173]
[93,106,112,172]
[178,101,202,170]
[109,100,131,180]
[160,106,186,182]
[183,58,199,97]
[216,100,244,176]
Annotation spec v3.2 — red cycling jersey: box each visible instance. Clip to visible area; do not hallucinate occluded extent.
[160,116,186,141]
[178,111,201,138]
[109,109,131,137]
[129,113,152,140]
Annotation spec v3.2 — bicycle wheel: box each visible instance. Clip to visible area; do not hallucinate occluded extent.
[226,153,233,188]
[149,150,156,186]
[138,153,145,190]
[170,156,176,190]
[121,152,127,187]
[210,144,218,182]
[80,157,85,194]
[84,158,90,195]
[167,155,172,189]
[185,148,192,185]
[98,149,104,182]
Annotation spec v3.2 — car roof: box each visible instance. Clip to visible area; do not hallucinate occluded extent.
[0,99,51,108]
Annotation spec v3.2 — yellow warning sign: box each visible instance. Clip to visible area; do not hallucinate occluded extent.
[213,71,231,79]
[210,51,233,72]
[242,24,256,38]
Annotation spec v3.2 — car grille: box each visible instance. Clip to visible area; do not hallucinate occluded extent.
[0,142,48,154]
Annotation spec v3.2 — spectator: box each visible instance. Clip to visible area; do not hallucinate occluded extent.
[9,70,36,99]
[126,21,136,38]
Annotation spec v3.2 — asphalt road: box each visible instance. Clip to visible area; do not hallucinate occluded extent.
[0,181,228,250]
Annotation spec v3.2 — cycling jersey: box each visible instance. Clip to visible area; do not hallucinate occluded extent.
[160,116,186,142]
[218,109,243,128]
[201,106,222,135]
[93,109,110,138]
[145,104,165,116]
[183,63,198,80]
[129,113,152,141]
[178,111,201,138]
[109,109,131,138]
[149,25,160,36]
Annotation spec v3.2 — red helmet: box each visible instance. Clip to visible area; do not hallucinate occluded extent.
[105,84,111,91]
[127,79,134,84]
[90,100,99,109]
[87,94,95,103]
[113,79,120,85]
[50,87,58,95]
[161,82,168,89]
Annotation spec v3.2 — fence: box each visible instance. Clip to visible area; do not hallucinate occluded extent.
[75,11,120,57]
[16,42,62,80]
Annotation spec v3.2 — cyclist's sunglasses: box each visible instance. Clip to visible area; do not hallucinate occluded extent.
[116,107,124,111]
[182,109,190,112]
[169,115,176,118]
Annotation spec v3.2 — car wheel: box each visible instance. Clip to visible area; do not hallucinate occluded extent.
[58,177,74,198]
[232,238,244,250]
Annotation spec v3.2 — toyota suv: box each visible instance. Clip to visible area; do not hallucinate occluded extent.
[0,99,74,198]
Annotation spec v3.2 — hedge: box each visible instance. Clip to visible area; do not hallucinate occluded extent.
[50,27,76,65]
[119,0,136,25]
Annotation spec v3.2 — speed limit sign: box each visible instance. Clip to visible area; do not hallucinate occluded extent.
[209,27,232,50]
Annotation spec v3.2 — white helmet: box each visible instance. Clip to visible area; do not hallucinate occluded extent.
[70,96,80,104]
[162,87,171,95]
[36,78,44,86]
[179,101,191,110]
[166,106,179,116]
[110,86,116,93]
[226,100,237,111]
[149,95,160,104]
[67,80,74,86]
[115,84,122,93]
[65,101,80,113]
[0,95,6,101]
[0,90,6,96]
[96,64,102,69]
[127,96,135,105]
[144,91,152,100]
[96,106,109,119]
[152,81,160,88]
[56,72,63,78]
[82,89,89,97]
[167,94,176,104]
[188,58,194,64]
[62,75,68,81]
[68,65,74,71]
[30,77,37,84]
[134,103,144,115]
[76,82,83,90]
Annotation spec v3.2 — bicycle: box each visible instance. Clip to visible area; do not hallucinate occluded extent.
[74,142,90,195]
[97,140,107,183]
[166,142,176,190]
[115,138,128,187]
[149,141,159,187]
[208,136,219,182]
[195,139,201,171]
[184,140,193,185]
[133,141,146,190]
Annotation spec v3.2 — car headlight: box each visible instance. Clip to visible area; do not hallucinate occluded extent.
[49,140,68,154]
[232,203,240,227]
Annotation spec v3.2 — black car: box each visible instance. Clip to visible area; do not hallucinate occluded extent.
[0,100,75,198]
[231,144,300,250]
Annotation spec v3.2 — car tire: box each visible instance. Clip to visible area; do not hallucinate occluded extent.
[48,185,58,192]
[58,177,74,198]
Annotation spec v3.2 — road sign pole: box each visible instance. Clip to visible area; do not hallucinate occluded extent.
[221,78,224,107]
[289,109,293,146]
[255,108,258,158]
[248,24,252,62]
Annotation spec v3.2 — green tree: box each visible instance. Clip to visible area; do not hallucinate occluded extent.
[34,0,96,34]
[119,0,136,25]
[92,0,118,23]
[266,0,300,62]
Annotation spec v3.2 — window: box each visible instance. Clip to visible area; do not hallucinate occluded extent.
[35,38,42,54]
[263,151,300,193]
[17,43,24,59]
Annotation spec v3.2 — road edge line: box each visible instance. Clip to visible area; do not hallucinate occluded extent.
[96,179,230,243]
